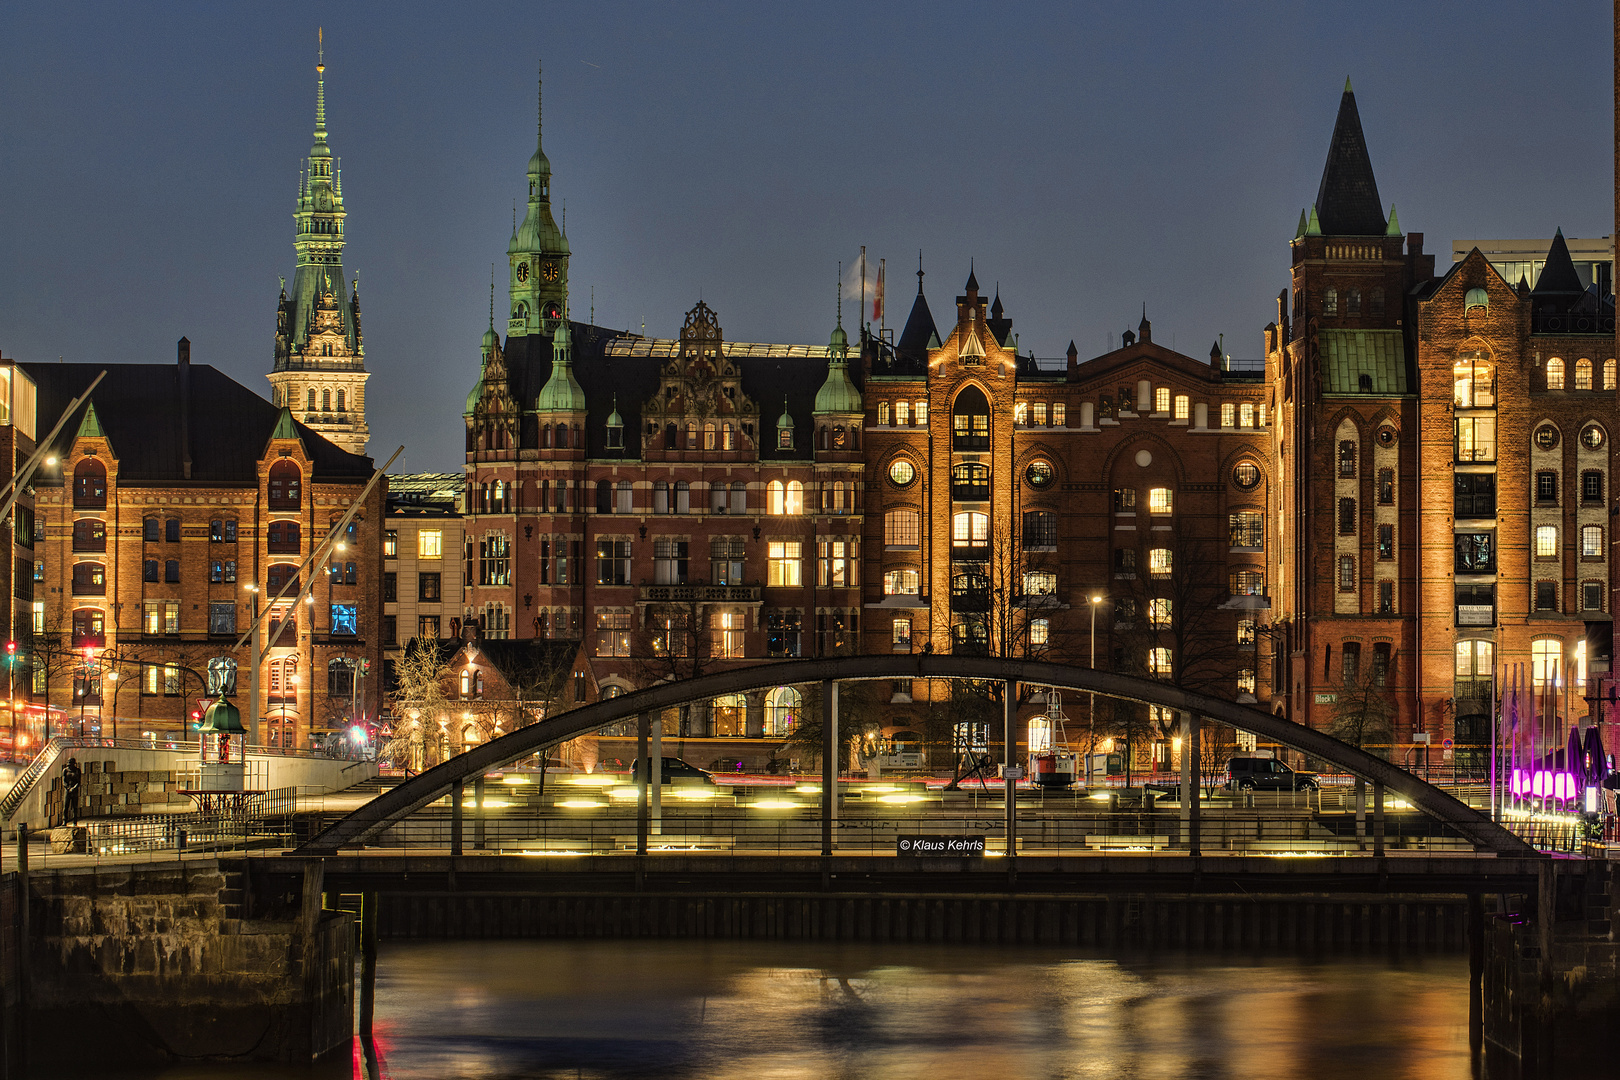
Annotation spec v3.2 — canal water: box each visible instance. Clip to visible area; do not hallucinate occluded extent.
[66,940,1478,1080]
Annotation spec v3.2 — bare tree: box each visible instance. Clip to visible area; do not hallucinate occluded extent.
[1328,650,1398,760]
[385,638,457,771]
[1109,524,1238,784]
[781,679,885,774]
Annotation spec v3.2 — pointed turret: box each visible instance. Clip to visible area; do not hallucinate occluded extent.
[1314,83,1386,235]
[1294,209,1308,240]
[775,397,795,450]
[987,286,1012,345]
[1532,229,1586,298]
[897,254,939,364]
[1385,204,1401,236]
[1137,306,1152,345]
[1305,204,1322,236]
[1210,340,1223,364]
[76,400,106,440]
[269,406,300,443]
[815,284,863,416]
[536,301,587,413]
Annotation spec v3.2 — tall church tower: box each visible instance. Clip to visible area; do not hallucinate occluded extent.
[506,66,570,339]
[269,32,370,456]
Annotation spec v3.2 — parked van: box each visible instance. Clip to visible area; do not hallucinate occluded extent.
[1225,752,1318,792]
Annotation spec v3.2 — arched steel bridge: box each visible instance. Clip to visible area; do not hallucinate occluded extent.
[295,655,1535,857]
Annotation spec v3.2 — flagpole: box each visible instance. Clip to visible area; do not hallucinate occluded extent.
[860,246,866,337]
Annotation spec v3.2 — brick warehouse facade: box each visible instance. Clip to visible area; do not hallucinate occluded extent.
[437,79,1618,775]
[22,345,384,749]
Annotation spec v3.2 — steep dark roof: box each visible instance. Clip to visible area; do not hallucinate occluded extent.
[1315,86,1387,236]
[896,286,939,364]
[499,324,843,463]
[1531,229,1586,298]
[22,362,374,484]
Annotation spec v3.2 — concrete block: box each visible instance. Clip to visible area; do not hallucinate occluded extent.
[50,826,88,854]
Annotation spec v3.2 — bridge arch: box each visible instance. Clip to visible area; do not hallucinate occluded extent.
[296,655,1534,856]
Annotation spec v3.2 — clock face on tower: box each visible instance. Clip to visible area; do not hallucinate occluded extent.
[516,262,529,283]
[541,260,560,282]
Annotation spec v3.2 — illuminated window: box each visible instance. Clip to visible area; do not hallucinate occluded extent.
[1531,638,1564,687]
[1148,548,1172,577]
[895,401,909,426]
[767,542,802,587]
[877,401,890,425]
[1148,487,1173,514]
[418,529,443,559]
[1148,598,1172,628]
[1155,387,1170,412]
[1033,403,1047,426]
[892,618,912,652]
[1221,403,1235,428]
[1575,358,1593,390]
[1546,357,1566,390]
[784,481,804,515]
[1173,395,1189,420]
[885,509,920,547]
[710,611,744,658]
[1052,403,1066,426]
[1147,648,1172,677]
[952,512,989,550]
[915,400,928,424]
[817,540,854,587]
[1453,352,1496,407]
[1022,570,1057,596]
[884,568,919,595]
[767,480,785,515]
[1028,618,1049,646]
[1581,525,1602,558]
[1239,403,1255,427]
[1535,526,1558,558]
[1606,359,1617,391]
[1014,402,1029,426]
[596,613,631,657]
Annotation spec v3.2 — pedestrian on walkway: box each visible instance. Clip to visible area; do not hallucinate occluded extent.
[62,756,82,825]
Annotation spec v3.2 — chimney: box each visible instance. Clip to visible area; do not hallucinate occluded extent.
[178,337,192,480]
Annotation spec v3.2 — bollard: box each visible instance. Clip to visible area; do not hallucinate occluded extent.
[176,827,187,854]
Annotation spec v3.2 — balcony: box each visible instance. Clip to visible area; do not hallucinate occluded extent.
[639,584,762,604]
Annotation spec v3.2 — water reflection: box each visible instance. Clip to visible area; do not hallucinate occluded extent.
[370,941,1473,1080]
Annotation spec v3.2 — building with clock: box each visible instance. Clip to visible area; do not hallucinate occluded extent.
[268,47,371,457]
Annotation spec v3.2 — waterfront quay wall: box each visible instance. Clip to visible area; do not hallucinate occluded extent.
[1481,860,1619,1078]
[5,859,352,1071]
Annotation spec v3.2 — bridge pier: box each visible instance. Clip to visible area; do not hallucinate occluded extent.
[1003,680,1016,884]
[636,712,650,860]
[473,777,486,850]
[821,679,837,859]
[1372,781,1385,857]
[1179,712,1201,856]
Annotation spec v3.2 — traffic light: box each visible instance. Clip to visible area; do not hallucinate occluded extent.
[4,641,13,667]
[361,658,371,676]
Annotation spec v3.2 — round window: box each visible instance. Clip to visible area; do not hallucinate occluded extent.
[1025,460,1054,488]
[1376,426,1396,446]
[888,459,916,487]
[1233,462,1261,490]
[1581,425,1606,451]
[1535,425,1560,451]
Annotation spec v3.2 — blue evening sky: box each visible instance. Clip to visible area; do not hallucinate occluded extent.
[1,2,1611,470]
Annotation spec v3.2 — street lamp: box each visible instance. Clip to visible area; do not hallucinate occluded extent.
[105,670,118,741]
[1088,595,1107,763]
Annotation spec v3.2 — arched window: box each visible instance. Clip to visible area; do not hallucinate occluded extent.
[1346,290,1361,315]
[72,519,106,552]
[653,481,670,514]
[307,389,317,411]
[951,462,990,500]
[1324,288,1338,316]
[730,481,747,514]
[765,686,801,736]
[266,563,300,594]
[1575,358,1593,390]
[321,389,331,411]
[555,423,569,448]
[596,479,612,514]
[615,480,633,514]
[767,480,785,515]
[1531,638,1565,688]
[336,389,346,411]
[267,519,301,553]
[73,458,107,509]
[952,387,990,450]
[268,657,298,703]
[1605,359,1616,391]
[1546,357,1566,390]
[71,562,106,596]
[711,693,746,737]
[785,480,804,515]
[722,422,735,450]
[71,608,105,647]
[675,480,690,514]
[268,460,302,510]
[877,402,890,426]
[704,422,717,450]
[951,511,989,552]
[665,423,678,449]
[686,421,698,447]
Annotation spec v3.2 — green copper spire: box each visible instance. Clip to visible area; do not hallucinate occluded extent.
[1305,204,1322,236]
[509,62,569,337]
[535,298,586,413]
[76,399,105,440]
[270,405,300,442]
[1294,208,1308,240]
[1385,204,1401,236]
[310,28,330,159]
[815,273,861,415]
